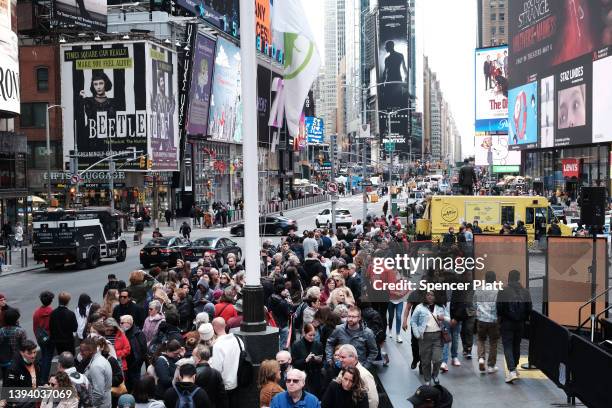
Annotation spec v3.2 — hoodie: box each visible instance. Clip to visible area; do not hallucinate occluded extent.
[33,305,53,336]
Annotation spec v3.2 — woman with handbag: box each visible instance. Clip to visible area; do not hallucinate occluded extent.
[410,290,451,386]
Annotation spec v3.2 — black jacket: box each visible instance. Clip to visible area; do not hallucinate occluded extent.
[103,279,127,298]
[290,338,324,397]
[112,302,145,329]
[176,298,194,332]
[49,306,78,343]
[321,381,368,408]
[195,362,228,408]
[496,281,532,323]
[268,294,291,329]
[346,274,362,302]
[459,164,477,187]
[163,381,212,408]
[4,356,40,408]
[124,326,148,369]
[155,354,179,398]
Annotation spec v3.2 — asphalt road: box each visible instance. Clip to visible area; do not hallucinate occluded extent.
[2,194,385,339]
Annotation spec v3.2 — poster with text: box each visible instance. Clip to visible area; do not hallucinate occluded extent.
[509,0,612,88]
[593,47,612,143]
[208,37,242,143]
[475,134,522,166]
[186,33,216,137]
[475,46,508,132]
[53,0,107,31]
[553,54,592,147]
[0,0,19,116]
[508,81,538,150]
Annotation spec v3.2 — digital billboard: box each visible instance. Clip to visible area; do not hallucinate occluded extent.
[176,0,239,38]
[52,0,107,32]
[0,0,19,117]
[593,47,612,143]
[186,33,216,137]
[474,134,521,166]
[208,37,242,143]
[509,0,612,88]
[508,81,538,150]
[257,65,281,145]
[553,54,592,147]
[305,117,324,145]
[377,0,410,152]
[540,75,554,148]
[61,41,179,171]
[475,46,508,132]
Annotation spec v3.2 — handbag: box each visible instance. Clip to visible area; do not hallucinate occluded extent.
[429,307,451,344]
[111,382,127,397]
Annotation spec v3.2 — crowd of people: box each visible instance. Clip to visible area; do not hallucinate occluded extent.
[0,206,537,408]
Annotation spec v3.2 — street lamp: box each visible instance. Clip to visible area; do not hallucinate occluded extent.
[46,104,64,205]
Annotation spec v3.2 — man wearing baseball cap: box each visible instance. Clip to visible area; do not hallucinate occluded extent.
[408,384,453,408]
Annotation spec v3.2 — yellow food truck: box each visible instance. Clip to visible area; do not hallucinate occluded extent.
[415,195,573,246]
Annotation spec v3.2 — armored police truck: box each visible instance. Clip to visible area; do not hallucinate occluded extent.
[32,207,128,269]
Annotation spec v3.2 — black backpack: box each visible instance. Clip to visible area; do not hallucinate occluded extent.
[235,335,253,388]
[174,383,199,408]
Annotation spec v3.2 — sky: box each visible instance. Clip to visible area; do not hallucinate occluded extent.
[300,0,477,156]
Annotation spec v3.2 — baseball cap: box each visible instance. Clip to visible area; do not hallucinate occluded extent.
[117,394,135,408]
[407,385,440,406]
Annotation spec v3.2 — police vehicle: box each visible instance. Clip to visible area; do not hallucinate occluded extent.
[32,207,128,269]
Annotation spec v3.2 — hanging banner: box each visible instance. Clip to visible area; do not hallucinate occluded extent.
[186,33,216,137]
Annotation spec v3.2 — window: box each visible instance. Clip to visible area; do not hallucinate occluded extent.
[526,208,535,224]
[491,27,497,36]
[501,206,515,225]
[491,13,497,21]
[36,67,49,91]
[499,13,505,21]
[20,103,47,128]
[500,26,505,34]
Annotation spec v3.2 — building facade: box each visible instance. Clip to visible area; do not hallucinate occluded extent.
[477,0,508,47]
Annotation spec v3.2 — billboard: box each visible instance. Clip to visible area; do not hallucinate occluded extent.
[593,47,612,143]
[257,65,281,145]
[552,54,592,147]
[377,0,410,151]
[255,0,271,49]
[475,46,508,132]
[509,0,612,88]
[186,33,216,137]
[176,0,239,37]
[0,0,19,116]
[208,37,242,143]
[540,75,554,148]
[52,0,107,31]
[61,41,179,171]
[474,134,521,166]
[508,81,538,149]
[305,117,324,145]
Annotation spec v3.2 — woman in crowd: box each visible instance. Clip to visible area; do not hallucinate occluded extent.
[142,300,165,346]
[319,278,336,304]
[259,359,284,408]
[291,323,324,398]
[321,366,368,408]
[132,375,165,408]
[102,289,119,318]
[41,372,79,408]
[75,294,92,343]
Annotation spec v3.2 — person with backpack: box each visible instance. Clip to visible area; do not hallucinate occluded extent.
[33,291,55,384]
[153,339,183,399]
[163,363,212,408]
[496,269,532,383]
[57,351,93,408]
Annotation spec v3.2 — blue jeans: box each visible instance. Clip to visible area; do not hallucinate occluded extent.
[39,341,55,384]
[442,321,462,362]
[387,302,404,335]
[279,326,289,350]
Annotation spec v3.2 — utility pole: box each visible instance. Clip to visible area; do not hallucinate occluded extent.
[330,135,337,233]
[153,174,159,228]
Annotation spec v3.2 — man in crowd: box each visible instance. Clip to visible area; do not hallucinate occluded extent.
[326,306,378,370]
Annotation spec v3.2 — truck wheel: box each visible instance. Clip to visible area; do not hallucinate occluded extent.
[86,248,100,269]
[116,243,127,262]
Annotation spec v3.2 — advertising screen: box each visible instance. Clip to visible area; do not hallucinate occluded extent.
[52,0,107,31]
[257,65,281,145]
[305,117,324,145]
[553,54,592,147]
[475,46,508,132]
[508,81,538,149]
[208,37,242,143]
[186,33,216,137]
[377,0,410,152]
[176,0,239,38]
[0,0,19,116]
[593,47,612,143]
[508,0,612,88]
[474,134,521,166]
[61,41,178,171]
[540,75,555,148]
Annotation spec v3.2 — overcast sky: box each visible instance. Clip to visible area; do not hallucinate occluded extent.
[301,0,477,156]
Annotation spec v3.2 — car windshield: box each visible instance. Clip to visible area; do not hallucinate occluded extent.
[146,238,169,247]
[193,238,215,247]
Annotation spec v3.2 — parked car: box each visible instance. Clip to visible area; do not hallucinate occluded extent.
[182,237,242,265]
[230,215,298,237]
[407,191,426,206]
[315,208,353,228]
[140,236,189,268]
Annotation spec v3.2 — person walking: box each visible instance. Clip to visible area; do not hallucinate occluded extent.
[179,221,191,241]
[474,271,500,374]
[410,291,450,386]
[164,208,172,227]
[496,269,532,383]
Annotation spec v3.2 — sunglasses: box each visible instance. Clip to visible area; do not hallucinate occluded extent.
[285,379,300,384]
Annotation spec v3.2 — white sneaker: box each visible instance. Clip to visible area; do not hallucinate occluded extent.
[478,358,486,372]
[505,371,518,383]
[515,370,520,377]
[396,336,403,343]
[452,357,461,367]
[440,362,448,372]
[487,366,499,374]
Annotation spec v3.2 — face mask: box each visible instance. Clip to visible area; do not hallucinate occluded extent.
[280,363,289,373]
[334,360,342,369]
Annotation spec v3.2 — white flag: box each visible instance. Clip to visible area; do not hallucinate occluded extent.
[269,0,321,137]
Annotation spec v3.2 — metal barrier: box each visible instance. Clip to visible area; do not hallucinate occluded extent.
[2,247,28,269]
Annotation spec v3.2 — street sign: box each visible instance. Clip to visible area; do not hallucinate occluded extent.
[385,142,395,152]
[70,174,83,185]
[327,182,338,194]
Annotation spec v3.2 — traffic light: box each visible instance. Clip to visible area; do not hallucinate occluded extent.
[147,159,153,169]
[207,180,212,189]
[139,156,146,169]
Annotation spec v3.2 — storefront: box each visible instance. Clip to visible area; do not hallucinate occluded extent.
[524,144,610,199]
[0,132,28,229]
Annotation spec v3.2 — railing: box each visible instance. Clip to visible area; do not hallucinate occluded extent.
[577,287,612,341]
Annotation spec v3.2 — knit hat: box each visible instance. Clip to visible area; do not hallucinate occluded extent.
[117,394,135,408]
[213,289,223,301]
[198,323,214,341]
[193,312,209,327]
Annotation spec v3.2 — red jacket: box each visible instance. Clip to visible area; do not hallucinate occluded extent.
[114,330,131,371]
[32,306,53,335]
[214,302,237,322]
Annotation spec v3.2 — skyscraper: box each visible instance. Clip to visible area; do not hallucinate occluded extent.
[323,0,346,137]
[477,0,508,47]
